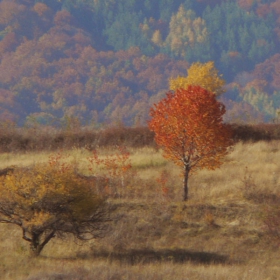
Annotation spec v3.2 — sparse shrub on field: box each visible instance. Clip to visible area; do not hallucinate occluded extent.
[156,169,175,200]
[0,154,110,257]
[204,210,216,227]
[87,146,137,198]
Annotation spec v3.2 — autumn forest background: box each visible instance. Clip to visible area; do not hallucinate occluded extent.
[1,0,280,126]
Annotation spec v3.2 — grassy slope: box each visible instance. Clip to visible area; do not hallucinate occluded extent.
[1,142,280,279]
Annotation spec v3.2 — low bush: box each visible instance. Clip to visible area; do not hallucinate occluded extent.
[0,157,110,257]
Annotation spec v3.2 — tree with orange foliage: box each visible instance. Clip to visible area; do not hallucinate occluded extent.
[149,85,233,201]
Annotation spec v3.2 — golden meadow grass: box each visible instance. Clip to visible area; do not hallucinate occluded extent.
[1,141,280,279]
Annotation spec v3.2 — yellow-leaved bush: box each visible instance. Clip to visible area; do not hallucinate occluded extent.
[0,160,109,257]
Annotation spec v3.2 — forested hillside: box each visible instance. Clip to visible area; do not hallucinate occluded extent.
[1,0,280,126]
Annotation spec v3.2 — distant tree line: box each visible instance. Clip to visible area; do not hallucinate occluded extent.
[1,0,280,124]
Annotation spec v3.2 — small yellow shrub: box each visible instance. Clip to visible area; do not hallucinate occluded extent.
[0,157,108,257]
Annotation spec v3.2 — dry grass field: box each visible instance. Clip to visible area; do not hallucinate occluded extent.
[1,140,280,279]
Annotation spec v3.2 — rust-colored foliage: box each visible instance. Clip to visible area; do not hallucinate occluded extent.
[0,0,190,126]
[0,0,21,26]
[87,146,134,198]
[149,85,233,201]
[54,10,72,27]
[270,0,280,16]
[156,170,170,199]
[33,2,49,17]
[256,4,271,17]
[238,0,255,10]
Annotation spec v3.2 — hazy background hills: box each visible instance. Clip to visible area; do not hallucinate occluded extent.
[1,0,280,126]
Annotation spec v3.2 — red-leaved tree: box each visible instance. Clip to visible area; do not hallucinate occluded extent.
[149,85,233,201]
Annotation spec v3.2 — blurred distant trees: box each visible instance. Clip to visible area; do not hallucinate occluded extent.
[0,0,280,124]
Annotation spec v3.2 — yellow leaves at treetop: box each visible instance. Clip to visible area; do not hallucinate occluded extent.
[169,61,225,96]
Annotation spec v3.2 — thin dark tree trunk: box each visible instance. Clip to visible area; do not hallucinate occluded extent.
[30,232,41,257]
[183,165,190,201]
[30,230,56,257]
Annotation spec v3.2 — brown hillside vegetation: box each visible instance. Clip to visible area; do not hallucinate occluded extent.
[0,138,280,279]
[1,123,280,152]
